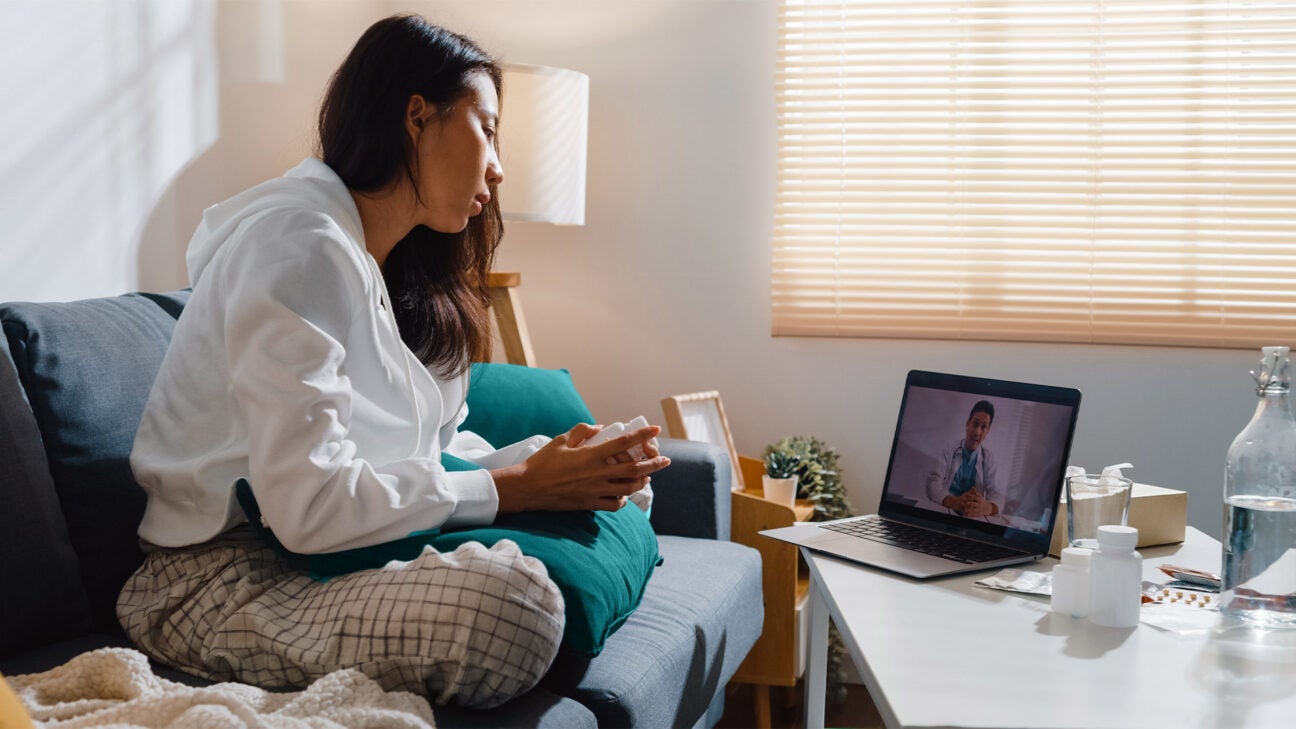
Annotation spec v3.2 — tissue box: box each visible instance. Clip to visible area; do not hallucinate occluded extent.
[1048,482,1188,557]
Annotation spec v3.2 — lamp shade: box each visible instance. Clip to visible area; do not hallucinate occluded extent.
[498,64,589,226]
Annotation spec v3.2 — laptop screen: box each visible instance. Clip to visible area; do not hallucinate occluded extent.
[878,370,1081,554]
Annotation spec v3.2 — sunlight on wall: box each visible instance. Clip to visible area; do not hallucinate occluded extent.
[0,0,218,302]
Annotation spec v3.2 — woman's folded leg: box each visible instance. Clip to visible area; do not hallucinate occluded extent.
[117,526,565,708]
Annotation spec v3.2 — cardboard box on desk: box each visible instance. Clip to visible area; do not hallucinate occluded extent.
[1048,483,1188,557]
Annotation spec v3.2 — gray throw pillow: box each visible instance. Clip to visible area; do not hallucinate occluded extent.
[1,291,190,632]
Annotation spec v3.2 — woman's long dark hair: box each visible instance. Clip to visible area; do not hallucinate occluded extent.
[318,14,502,377]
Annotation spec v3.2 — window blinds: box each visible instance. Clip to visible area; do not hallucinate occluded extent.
[773,0,1296,348]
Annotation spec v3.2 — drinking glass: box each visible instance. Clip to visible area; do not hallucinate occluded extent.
[1066,473,1133,549]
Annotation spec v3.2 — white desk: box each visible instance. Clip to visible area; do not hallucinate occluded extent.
[802,527,1296,728]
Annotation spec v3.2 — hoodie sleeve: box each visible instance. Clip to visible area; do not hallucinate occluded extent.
[221,220,497,554]
[440,399,552,469]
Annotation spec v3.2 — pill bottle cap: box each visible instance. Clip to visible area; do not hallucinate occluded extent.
[1059,547,1093,567]
[1096,525,1138,549]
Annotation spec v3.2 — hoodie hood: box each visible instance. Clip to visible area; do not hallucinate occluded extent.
[185,158,364,287]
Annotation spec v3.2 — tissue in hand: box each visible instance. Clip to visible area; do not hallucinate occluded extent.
[583,416,659,514]
[584,415,659,461]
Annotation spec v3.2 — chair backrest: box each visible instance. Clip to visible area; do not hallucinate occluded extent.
[0,291,190,643]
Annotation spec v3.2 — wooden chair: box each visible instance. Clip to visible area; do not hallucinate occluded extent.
[485,272,535,366]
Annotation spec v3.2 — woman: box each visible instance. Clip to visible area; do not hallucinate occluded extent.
[117,14,667,708]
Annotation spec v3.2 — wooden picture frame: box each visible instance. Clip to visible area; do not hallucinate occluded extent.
[660,390,744,491]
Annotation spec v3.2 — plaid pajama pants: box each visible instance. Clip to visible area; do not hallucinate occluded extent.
[116,525,565,708]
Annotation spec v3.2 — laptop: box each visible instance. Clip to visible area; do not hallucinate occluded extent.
[762,370,1081,579]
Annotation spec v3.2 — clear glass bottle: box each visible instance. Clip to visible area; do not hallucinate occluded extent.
[1221,346,1296,628]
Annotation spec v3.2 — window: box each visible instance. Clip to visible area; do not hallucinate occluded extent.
[774,0,1296,348]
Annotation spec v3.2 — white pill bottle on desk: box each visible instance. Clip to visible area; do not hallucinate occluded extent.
[1089,525,1142,628]
[1051,547,1093,618]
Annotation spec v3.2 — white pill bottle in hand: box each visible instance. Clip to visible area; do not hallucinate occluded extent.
[1088,525,1142,628]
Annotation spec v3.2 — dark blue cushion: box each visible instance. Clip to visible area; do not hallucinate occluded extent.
[0,344,92,653]
[0,291,191,632]
[647,439,732,541]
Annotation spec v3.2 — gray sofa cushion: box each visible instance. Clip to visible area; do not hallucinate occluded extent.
[649,439,732,541]
[433,688,597,729]
[0,344,92,653]
[542,536,764,728]
[0,291,190,631]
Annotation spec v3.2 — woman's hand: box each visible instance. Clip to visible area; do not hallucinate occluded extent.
[491,423,670,513]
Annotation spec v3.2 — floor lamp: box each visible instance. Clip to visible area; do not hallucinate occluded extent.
[487,63,589,367]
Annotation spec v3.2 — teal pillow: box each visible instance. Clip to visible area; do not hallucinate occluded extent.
[431,509,658,656]
[238,464,659,656]
[303,506,660,657]
[461,363,594,447]
[233,364,659,656]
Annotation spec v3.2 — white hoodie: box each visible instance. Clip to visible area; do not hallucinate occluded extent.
[132,158,546,553]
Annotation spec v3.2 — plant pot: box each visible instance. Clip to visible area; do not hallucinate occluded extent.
[762,475,798,507]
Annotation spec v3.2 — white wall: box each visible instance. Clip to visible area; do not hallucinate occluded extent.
[0,0,219,299]
[1,0,1263,538]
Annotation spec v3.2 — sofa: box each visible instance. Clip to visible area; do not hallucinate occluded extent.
[0,290,764,728]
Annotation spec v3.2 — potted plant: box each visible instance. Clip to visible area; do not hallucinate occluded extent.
[762,449,799,506]
[762,436,852,521]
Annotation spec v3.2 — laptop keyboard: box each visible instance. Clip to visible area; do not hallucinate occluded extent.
[821,517,1022,564]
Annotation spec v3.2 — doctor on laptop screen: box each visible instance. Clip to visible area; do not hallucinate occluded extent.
[926,400,999,517]
[885,388,1073,535]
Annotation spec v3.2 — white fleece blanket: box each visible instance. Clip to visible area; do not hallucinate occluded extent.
[5,648,436,728]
